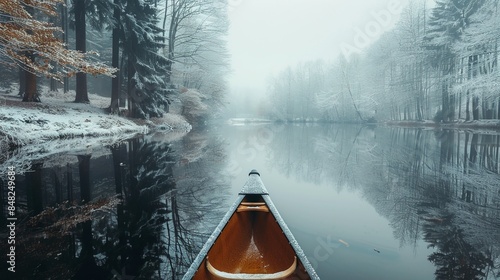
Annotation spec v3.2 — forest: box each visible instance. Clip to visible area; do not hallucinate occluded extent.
[0,0,229,120]
[267,0,500,124]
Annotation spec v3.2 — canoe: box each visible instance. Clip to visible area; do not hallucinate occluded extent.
[183,170,319,280]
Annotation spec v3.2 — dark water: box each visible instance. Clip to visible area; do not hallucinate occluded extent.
[1,124,500,279]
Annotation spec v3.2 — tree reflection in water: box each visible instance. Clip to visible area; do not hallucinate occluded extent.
[422,130,500,279]
[0,129,229,279]
[265,125,500,279]
[1,125,499,279]
[424,214,492,279]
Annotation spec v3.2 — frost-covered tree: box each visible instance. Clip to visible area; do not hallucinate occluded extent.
[424,0,486,121]
[121,0,170,119]
[453,0,500,120]
[179,89,208,124]
[268,56,377,123]
[268,66,296,120]
[161,0,208,84]
[264,0,497,124]
[173,0,230,113]
[380,1,432,121]
[160,0,230,116]
[0,0,115,102]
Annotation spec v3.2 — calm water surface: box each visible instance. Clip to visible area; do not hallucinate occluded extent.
[1,123,499,279]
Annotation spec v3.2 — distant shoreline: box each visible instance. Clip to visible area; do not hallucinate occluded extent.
[226,118,500,132]
[385,120,500,132]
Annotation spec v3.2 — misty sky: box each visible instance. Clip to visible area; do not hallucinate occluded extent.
[226,0,419,103]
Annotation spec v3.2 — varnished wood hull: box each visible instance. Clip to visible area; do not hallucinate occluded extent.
[184,170,319,280]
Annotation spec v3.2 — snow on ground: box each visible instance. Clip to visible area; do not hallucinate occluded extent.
[0,88,191,174]
[0,90,148,147]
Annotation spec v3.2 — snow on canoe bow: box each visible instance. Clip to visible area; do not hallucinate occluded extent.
[183,170,319,280]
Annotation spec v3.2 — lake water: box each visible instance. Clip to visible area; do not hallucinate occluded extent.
[1,123,499,279]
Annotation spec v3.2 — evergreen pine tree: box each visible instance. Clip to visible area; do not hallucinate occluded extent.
[121,0,170,119]
[424,0,486,121]
[425,0,485,52]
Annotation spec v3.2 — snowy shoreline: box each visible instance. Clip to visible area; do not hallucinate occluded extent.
[0,100,148,147]
[386,119,500,132]
[0,90,191,174]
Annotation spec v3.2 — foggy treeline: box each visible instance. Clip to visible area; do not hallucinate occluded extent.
[267,0,500,123]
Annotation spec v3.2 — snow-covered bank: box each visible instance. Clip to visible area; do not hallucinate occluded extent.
[0,102,147,147]
[0,90,148,146]
[0,89,191,174]
[386,119,500,132]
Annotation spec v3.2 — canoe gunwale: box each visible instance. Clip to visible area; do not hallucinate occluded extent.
[261,194,319,279]
[182,194,245,279]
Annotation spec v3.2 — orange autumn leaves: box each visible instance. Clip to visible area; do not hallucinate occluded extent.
[0,0,116,80]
